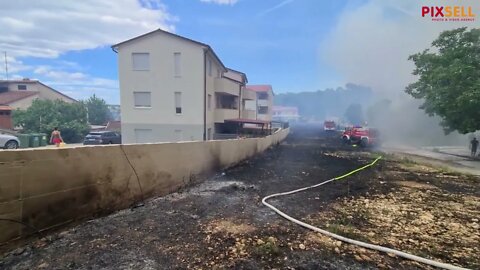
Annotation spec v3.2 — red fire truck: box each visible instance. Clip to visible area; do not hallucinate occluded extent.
[323,120,336,131]
[342,126,380,147]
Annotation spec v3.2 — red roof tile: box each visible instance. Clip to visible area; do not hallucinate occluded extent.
[0,91,39,105]
[246,85,272,93]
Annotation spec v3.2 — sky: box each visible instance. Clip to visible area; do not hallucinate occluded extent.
[0,0,478,104]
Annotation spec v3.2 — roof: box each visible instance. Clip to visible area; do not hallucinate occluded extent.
[0,105,12,111]
[106,121,121,131]
[246,85,274,95]
[0,80,77,102]
[111,28,227,71]
[224,118,271,125]
[224,68,248,84]
[0,91,39,105]
[0,79,38,84]
[36,81,77,102]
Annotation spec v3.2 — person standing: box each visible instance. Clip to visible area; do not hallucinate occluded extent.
[470,137,478,157]
[50,127,63,147]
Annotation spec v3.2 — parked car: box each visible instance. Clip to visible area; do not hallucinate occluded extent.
[83,131,121,145]
[342,126,380,147]
[0,133,20,149]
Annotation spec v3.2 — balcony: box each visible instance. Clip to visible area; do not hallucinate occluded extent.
[214,78,239,96]
[257,99,269,106]
[214,108,239,123]
[242,88,256,100]
[241,109,256,120]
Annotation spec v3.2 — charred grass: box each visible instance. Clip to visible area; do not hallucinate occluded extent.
[1,125,478,269]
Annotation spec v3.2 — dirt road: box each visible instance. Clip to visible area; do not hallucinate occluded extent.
[1,125,478,269]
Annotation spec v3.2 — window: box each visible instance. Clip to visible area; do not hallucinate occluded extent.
[208,94,212,110]
[174,52,181,77]
[132,53,150,71]
[134,92,151,108]
[18,85,27,90]
[216,93,238,109]
[258,106,268,114]
[175,92,182,114]
[208,58,212,76]
[258,92,268,100]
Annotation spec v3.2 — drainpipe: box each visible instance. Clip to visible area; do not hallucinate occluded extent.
[203,50,207,141]
[238,85,241,119]
[255,94,258,120]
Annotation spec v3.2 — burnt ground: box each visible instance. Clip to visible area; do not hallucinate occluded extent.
[1,125,479,270]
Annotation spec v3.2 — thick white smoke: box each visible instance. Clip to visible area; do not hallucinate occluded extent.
[321,0,480,146]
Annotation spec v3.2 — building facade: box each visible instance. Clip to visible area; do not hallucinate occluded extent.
[114,29,260,143]
[245,85,274,122]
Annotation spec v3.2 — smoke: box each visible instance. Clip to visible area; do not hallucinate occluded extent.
[321,0,480,146]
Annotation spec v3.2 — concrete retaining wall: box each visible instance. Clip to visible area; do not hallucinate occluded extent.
[0,128,289,243]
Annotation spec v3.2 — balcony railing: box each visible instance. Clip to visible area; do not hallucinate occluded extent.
[242,89,256,100]
[214,78,239,96]
[257,99,269,106]
[214,108,239,123]
[241,109,256,120]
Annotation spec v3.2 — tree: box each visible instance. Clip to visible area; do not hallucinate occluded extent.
[274,84,373,120]
[344,103,364,125]
[405,27,480,134]
[13,99,90,143]
[83,94,110,125]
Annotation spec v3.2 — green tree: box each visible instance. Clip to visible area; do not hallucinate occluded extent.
[83,94,110,125]
[405,27,480,134]
[13,99,89,143]
[344,103,364,125]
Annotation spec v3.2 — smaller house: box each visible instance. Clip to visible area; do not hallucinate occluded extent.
[273,106,300,123]
[245,85,274,121]
[0,79,76,110]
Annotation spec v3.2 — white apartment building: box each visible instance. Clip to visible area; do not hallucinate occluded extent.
[112,29,261,143]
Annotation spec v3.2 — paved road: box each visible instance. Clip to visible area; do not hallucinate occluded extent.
[382,144,480,175]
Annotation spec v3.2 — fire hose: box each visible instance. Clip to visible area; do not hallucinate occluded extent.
[262,156,469,270]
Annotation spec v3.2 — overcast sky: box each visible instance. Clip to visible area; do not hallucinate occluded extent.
[0,0,478,104]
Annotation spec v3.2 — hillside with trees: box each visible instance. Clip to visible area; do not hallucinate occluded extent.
[274,83,373,121]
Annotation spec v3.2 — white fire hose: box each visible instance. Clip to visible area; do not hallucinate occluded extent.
[262,156,469,270]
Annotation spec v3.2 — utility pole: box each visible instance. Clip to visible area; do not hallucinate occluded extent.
[4,52,8,80]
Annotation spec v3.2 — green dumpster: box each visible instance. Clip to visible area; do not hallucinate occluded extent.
[29,134,41,148]
[17,134,30,149]
[39,133,48,146]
